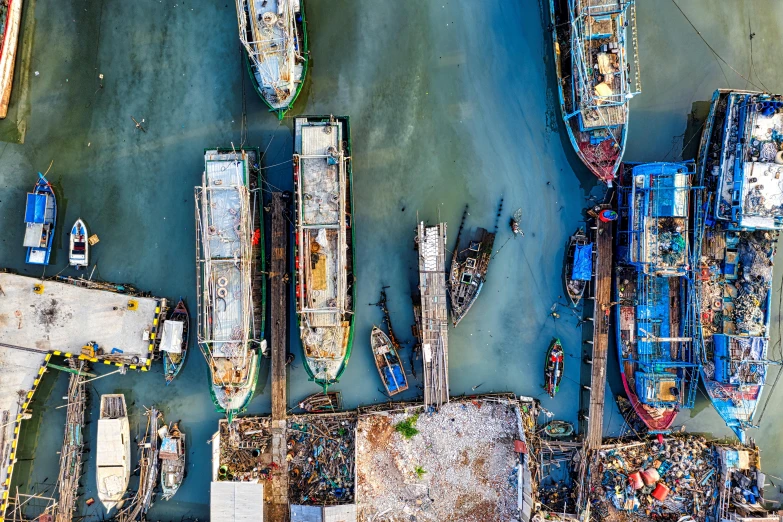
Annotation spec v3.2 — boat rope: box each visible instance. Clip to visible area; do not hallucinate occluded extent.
[671,0,768,92]
[747,19,770,93]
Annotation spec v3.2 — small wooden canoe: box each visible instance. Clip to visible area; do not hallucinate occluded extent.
[159,422,185,500]
[69,218,89,269]
[543,420,574,438]
[371,326,409,396]
[564,228,591,306]
[298,392,341,412]
[544,338,564,398]
[161,300,189,384]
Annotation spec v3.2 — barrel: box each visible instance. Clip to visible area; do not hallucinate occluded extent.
[628,471,644,490]
[641,468,660,486]
[651,483,670,501]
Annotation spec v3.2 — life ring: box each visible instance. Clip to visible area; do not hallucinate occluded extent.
[262,12,277,25]
[217,287,228,299]
[217,276,228,287]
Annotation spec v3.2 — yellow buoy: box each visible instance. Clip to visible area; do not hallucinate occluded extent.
[127,299,138,311]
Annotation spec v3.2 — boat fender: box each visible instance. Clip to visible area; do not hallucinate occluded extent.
[217,276,228,288]
[131,356,140,365]
[217,287,228,299]
[261,12,277,26]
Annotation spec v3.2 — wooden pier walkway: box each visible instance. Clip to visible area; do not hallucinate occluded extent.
[417,222,450,409]
[54,361,88,522]
[585,207,613,449]
[269,192,289,521]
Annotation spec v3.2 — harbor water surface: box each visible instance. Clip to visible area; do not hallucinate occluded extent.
[0,0,782,519]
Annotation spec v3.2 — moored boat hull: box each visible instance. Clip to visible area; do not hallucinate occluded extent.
[544,338,564,398]
[68,218,89,268]
[371,326,409,396]
[23,173,56,265]
[162,299,189,384]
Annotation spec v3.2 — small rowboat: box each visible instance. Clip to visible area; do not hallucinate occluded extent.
[544,338,564,398]
[564,228,591,306]
[543,420,574,438]
[371,326,409,396]
[69,218,89,269]
[298,392,341,412]
[159,422,186,500]
[161,300,189,384]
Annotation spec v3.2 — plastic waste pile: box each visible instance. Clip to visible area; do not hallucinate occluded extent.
[591,437,718,521]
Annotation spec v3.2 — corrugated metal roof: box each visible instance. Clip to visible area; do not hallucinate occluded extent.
[210,482,264,522]
[290,504,357,522]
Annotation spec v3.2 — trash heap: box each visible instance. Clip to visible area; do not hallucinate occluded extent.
[287,414,356,505]
[590,437,719,521]
[653,218,686,268]
[217,418,273,481]
[715,445,776,518]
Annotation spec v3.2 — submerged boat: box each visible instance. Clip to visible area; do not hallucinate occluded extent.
[96,394,130,513]
[236,0,308,119]
[293,116,355,390]
[511,208,524,237]
[298,391,341,412]
[23,173,56,265]
[544,338,564,398]
[548,0,640,183]
[196,148,262,418]
[68,218,88,269]
[564,228,591,306]
[371,326,408,396]
[448,222,496,326]
[614,162,700,434]
[161,299,189,384]
[694,90,783,442]
[159,422,186,500]
[0,0,23,119]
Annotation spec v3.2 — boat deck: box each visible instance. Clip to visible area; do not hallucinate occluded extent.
[0,272,164,367]
[418,222,450,409]
[579,0,621,15]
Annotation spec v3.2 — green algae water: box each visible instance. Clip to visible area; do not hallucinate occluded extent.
[1,0,783,519]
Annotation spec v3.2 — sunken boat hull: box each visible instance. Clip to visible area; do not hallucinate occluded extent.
[294,116,355,390]
[548,0,638,183]
[237,0,308,119]
[195,148,263,418]
[448,226,495,326]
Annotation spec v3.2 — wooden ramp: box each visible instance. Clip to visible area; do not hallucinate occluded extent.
[417,222,449,409]
[586,208,613,449]
[269,192,289,521]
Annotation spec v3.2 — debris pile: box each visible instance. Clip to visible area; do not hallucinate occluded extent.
[287,413,356,505]
[217,418,273,481]
[589,437,719,521]
[356,399,529,522]
[714,444,776,518]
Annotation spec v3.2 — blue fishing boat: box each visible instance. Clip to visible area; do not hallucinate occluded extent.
[615,162,701,433]
[547,0,641,183]
[23,173,56,265]
[694,90,783,442]
[564,228,591,306]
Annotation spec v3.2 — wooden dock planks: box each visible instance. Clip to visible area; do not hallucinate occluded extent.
[269,192,289,521]
[417,222,450,409]
[586,213,613,449]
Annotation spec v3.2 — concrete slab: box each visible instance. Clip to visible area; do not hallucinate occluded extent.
[0,272,165,369]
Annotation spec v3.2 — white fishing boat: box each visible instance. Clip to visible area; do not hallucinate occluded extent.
[96,394,130,513]
[68,218,88,269]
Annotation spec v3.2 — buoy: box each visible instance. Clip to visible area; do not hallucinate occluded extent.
[217,276,228,288]
[628,471,644,490]
[261,11,277,25]
[651,483,670,501]
[217,287,228,299]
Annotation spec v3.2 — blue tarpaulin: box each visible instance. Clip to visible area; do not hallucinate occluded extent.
[24,193,46,223]
[382,364,405,392]
[572,243,593,281]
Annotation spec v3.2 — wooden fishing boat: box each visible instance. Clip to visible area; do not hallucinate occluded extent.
[371,326,408,396]
[159,422,186,500]
[23,173,56,265]
[544,338,564,398]
[236,0,308,119]
[510,208,523,237]
[0,0,24,119]
[161,299,189,384]
[68,218,88,269]
[96,394,130,513]
[564,228,591,306]
[449,223,496,326]
[196,148,262,419]
[548,0,640,183]
[294,116,355,391]
[298,391,341,412]
[543,420,574,438]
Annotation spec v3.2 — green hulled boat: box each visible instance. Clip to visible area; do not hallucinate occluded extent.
[236,0,308,119]
[195,148,264,419]
[293,116,355,391]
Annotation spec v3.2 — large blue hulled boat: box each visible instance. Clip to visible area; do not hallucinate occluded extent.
[548,0,641,184]
[695,90,783,442]
[23,173,56,265]
[615,162,701,433]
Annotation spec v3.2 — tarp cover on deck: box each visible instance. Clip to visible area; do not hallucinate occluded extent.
[24,193,47,223]
[713,335,767,385]
[572,243,593,281]
[383,364,405,392]
[160,321,184,354]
